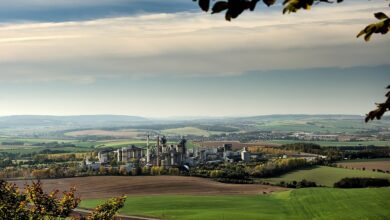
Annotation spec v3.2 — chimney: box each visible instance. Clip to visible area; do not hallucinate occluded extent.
[157,135,160,166]
[146,134,150,163]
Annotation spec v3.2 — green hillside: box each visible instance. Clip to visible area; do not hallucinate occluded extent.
[263,166,390,186]
[81,187,390,220]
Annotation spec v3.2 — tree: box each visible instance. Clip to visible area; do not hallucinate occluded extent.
[0,180,79,219]
[119,166,128,175]
[99,165,107,175]
[87,196,127,220]
[193,0,390,41]
[0,179,127,220]
[365,85,390,122]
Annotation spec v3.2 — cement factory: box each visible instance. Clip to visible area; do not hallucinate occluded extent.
[87,135,251,170]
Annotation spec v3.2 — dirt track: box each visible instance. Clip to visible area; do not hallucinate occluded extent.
[13,176,284,199]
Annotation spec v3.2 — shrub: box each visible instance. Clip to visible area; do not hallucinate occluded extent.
[0,179,127,220]
[131,167,142,176]
[215,178,254,184]
[150,166,165,175]
[87,196,126,220]
[168,168,180,175]
[142,166,150,175]
[334,178,390,188]
[278,179,317,188]
[297,179,317,188]
[0,180,80,220]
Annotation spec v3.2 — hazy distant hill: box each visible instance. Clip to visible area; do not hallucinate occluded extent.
[0,115,148,128]
[237,114,365,121]
[0,114,385,128]
[0,114,388,135]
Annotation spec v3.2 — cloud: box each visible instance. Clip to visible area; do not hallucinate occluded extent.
[0,1,389,83]
[0,0,195,22]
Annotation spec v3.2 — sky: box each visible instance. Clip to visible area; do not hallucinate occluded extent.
[0,0,389,117]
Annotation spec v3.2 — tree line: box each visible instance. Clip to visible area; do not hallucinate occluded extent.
[334,177,390,188]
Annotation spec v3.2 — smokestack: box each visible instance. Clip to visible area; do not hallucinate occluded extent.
[146,134,150,163]
[157,135,160,166]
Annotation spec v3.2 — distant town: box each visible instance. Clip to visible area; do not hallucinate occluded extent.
[0,115,389,181]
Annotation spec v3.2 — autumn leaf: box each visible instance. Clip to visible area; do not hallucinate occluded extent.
[357,12,390,41]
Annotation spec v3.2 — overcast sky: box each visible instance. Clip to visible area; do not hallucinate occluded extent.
[0,0,389,117]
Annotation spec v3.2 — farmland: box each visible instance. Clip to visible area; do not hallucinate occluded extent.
[260,140,390,147]
[263,166,390,187]
[1,115,390,155]
[13,176,284,199]
[0,137,95,154]
[251,117,390,134]
[65,129,144,138]
[161,126,224,137]
[1,115,390,220]
[337,158,390,172]
[80,187,390,220]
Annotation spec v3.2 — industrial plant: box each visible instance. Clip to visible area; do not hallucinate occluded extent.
[86,135,253,171]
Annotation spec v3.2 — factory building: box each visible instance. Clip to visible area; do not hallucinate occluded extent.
[98,151,109,163]
[116,145,143,163]
[147,136,188,168]
[95,135,254,170]
[241,147,250,162]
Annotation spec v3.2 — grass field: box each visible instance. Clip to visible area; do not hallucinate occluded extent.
[0,137,96,154]
[161,127,224,137]
[65,129,144,138]
[96,139,175,149]
[254,119,390,134]
[96,139,148,148]
[81,187,390,220]
[0,146,93,154]
[263,166,390,186]
[0,136,192,153]
[0,137,74,143]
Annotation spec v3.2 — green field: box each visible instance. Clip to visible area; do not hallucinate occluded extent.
[97,139,175,149]
[254,119,390,134]
[263,166,390,186]
[0,146,93,154]
[0,137,95,154]
[81,187,390,220]
[0,137,74,143]
[96,140,148,148]
[161,127,224,137]
[0,136,194,154]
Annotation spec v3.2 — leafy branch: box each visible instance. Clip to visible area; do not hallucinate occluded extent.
[357,12,390,41]
[194,0,390,41]
[0,179,127,220]
[365,85,390,122]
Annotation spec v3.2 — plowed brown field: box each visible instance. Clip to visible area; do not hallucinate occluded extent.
[337,160,390,172]
[13,176,284,199]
